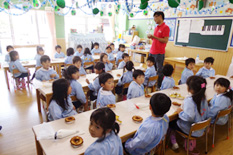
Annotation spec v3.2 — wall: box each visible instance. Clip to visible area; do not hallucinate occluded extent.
[54,15,66,51]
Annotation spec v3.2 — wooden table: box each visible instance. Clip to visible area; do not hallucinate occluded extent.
[32,75,233,155]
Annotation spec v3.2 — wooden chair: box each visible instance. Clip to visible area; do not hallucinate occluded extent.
[145,75,158,94]
[147,135,166,155]
[84,62,95,74]
[110,60,116,69]
[176,117,211,155]
[117,59,123,67]
[11,69,30,90]
[212,106,233,148]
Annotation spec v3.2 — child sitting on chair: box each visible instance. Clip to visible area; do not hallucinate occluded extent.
[160,64,175,90]
[118,53,130,69]
[73,56,86,75]
[54,45,65,59]
[144,56,157,87]
[196,57,215,78]
[64,48,74,64]
[180,58,195,85]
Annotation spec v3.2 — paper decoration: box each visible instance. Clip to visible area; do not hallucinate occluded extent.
[143,10,148,15]
[108,12,112,16]
[92,8,99,14]
[56,0,65,8]
[139,2,148,10]
[100,11,103,16]
[168,0,180,8]
[230,0,233,4]
[130,13,134,17]
[198,0,204,10]
[71,10,76,15]
[3,1,10,9]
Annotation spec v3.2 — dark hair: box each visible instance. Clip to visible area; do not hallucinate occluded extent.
[55,45,61,50]
[99,73,114,85]
[50,79,70,110]
[93,42,99,47]
[77,45,82,49]
[185,58,195,66]
[122,53,129,59]
[150,93,171,117]
[63,65,79,80]
[9,50,18,61]
[153,11,164,20]
[90,107,120,141]
[106,46,112,50]
[133,69,145,79]
[147,56,155,64]
[186,76,207,115]
[121,61,134,81]
[84,48,91,56]
[204,57,214,64]
[67,48,74,56]
[73,56,82,64]
[95,62,105,73]
[37,46,44,54]
[162,64,174,76]
[110,43,114,46]
[40,55,50,64]
[100,53,108,62]
[6,45,13,51]
[118,44,125,51]
[214,78,233,101]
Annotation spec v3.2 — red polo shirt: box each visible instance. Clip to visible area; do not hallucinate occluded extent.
[150,22,170,54]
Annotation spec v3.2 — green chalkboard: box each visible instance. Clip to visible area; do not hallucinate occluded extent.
[175,18,233,51]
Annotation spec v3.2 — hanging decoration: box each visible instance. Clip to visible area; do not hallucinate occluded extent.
[108,12,112,16]
[92,8,99,14]
[115,9,119,14]
[71,9,76,15]
[143,10,148,15]
[139,2,148,10]
[230,0,233,4]
[168,0,180,8]
[198,0,204,10]
[130,12,134,17]
[3,1,10,9]
[33,0,40,9]
[56,0,65,8]
[100,10,103,16]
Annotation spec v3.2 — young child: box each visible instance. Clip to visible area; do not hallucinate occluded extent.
[106,46,115,61]
[82,48,94,70]
[72,56,86,75]
[100,53,113,72]
[9,51,29,89]
[96,73,115,108]
[63,65,87,110]
[85,107,123,155]
[125,93,171,154]
[91,42,101,55]
[116,44,125,64]
[127,69,145,100]
[64,48,74,64]
[180,58,195,85]
[54,45,65,58]
[144,56,157,87]
[110,43,117,54]
[160,64,175,90]
[35,46,44,67]
[35,55,59,81]
[86,62,105,101]
[118,53,129,69]
[196,57,215,78]
[208,78,233,125]
[48,79,77,121]
[74,45,83,57]
[169,76,209,152]
[5,45,14,63]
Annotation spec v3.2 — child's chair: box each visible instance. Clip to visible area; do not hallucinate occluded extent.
[212,106,232,148]
[145,75,158,94]
[10,69,30,91]
[147,135,166,155]
[117,59,123,67]
[176,117,211,155]
[84,62,95,74]
[110,60,116,69]
[122,83,130,100]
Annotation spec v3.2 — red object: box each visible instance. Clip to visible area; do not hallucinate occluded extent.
[150,22,170,55]
[212,144,214,148]
[134,104,139,109]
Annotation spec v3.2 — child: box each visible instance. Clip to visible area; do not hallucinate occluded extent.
[35,46,44,67]
[74,45,83,57]
[106,46,115,61]
[169,76,209,152]
[127,69,145,100]
[118,53,129,69]
[96,73,115,108]
[54,45,65,58]
[110,43,117,54]
[9,51,29,89]
[72,56,86,75]
[64,48,74,64]
[48,79,77,121]
[116,44,125,64]
[86,62,105,101]
[35,55,59,81]
[196,57,215,78]
[100,53,113,72]
[63,65,87,110]
[85,107,123,155]
[160,64,175,90]
[82,48,94,70]
[144,56,157,87]
[208,78,233,125]
[180,58,195,85]
[125,93,171,154]
[91,42,101,55]
[5,45,14,63]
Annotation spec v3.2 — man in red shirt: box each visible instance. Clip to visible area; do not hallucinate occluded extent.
[147,11,170,89]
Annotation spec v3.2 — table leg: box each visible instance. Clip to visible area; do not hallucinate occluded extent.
[58,64,62,78]
[34,136,43,155]
[4,68,10,90]
[36,89,41,112]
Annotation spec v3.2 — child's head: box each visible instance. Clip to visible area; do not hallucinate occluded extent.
[76,45,83,52]
[110,43,114,50]
[214,78,231,94]
[94,62,105,74]
[51,79,71,110]
[63,65,80,80]
[6,45,14,53]
[67,48,74,56]
[106,46,112,54]
[186,76,207,114]
[93,42,99,49]
[133,69,145,85]
[9,51,19,61]
[118,44,125,52]
[55,45,62,53]
[100,53,108,63]
[204,57,214,69]
[146,56,155,67]
[124,61,134,71]
[162,64,174,77]
[84,48,91,56]
[99,73,114,91]
[122,53,130,62]
[89,107,119,140]
[150,93,171,117]
[40,55,51,70]
[185,58,195,70]
[72,56,82,68]
[37,46,44,55]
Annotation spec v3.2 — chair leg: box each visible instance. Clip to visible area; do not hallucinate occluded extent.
[205,130,208,154]
[212,124,216,148]
[187,138,189,155]
[163,138,166,155]
[227,116,230,140]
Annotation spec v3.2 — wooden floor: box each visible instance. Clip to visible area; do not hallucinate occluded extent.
[0,67,233,155]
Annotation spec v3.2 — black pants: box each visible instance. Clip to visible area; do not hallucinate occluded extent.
[72,100,83,109]
[115,86,128,95]
[16,73,29,78]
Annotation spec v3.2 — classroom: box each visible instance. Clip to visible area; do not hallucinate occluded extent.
[1,0,233,155]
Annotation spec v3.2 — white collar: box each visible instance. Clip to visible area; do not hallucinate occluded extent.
[41,67,52,71]
[204,67,213,70]
[216,93,224,97]
[150,116,168,122]
[100,87,113,95]
[133,81,143,88]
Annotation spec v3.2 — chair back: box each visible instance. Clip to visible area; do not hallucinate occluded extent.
[70,95,78,102]
[84,61,94,66]
[12,69,21,74]
[117,59,123,66]
[215,106,233,122]
[189,117,211,138]
[123,82,130,89]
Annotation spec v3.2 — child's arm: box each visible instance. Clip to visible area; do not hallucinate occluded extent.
[5,54,10,62]
[35,70,43,81]
[74,82,86,104]
[50,70,59,79]
[117,62,124,69]
[127,85,133,99]
[15,61,28,73]
[195,68,203,76]
[48,101,63,120]
[178,98,196,122]
[108,62,113,70]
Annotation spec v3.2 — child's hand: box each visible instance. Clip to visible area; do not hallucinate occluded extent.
[50,74,57,78]
[176,107,183,114]
[86,79,90,84]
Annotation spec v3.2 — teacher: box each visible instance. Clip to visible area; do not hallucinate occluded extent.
[147,11,170,89]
